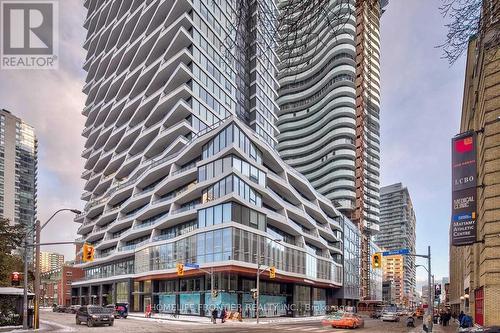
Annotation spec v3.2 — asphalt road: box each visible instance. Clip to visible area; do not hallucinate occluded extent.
[39,310,424,333]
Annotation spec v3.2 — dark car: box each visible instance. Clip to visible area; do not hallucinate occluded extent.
[114,303,129,319]
[53,305,67,313]
[76,305,114,327]
[66,305,81,314]
[105,305,118,318]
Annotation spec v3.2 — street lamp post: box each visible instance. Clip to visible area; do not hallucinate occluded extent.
[256,237,281,324]
[22,208,81,329]
[414,246,433,332]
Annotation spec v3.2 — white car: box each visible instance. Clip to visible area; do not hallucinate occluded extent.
[381,312,400,322]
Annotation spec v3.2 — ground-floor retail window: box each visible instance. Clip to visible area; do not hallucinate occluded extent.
[116,281,129,303]
[158,294,176,314]
[180,293,201,315]
[204,292,237,316]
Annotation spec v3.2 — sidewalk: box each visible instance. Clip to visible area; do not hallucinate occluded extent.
[410,322,459,333]
[0,320,75,333]
[128,312,322,325]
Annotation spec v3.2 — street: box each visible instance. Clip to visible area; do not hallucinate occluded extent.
[36,310,438,333]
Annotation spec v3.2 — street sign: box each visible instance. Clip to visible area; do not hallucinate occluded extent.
[382,248,410,256]
[184,263,200,269]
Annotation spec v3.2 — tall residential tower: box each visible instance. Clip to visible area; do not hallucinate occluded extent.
[73,0,347,316]
[277,0,387,299]
[375,183,416,306]
[0,109,38,262]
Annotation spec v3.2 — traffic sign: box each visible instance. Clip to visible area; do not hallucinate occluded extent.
[382,248,410,256]
[184,263,200,269]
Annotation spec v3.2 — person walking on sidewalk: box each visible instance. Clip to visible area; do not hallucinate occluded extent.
[211,308,218,324]
[423,313,432,333]
[221,308,226,323]
[458,311,465,325]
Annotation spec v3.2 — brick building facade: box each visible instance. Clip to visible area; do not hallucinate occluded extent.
[41,266,84,307]
[449,4,500,326]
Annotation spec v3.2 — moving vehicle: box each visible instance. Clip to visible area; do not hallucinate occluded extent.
[370,310,382,319]
[75,306,114,327]
[381,312,400,322]
[415,308,424,319]
[325,312,364,329]
[406,316,415,327]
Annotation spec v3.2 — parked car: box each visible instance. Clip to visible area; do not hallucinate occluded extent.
[370,310,382,319]
[105,305,118,318]
[66,305,81,314]
[325,312,364,329]
[114,303,129,319]
[53,305,67,313]
[381,312,400,322]
[75,305,114,327]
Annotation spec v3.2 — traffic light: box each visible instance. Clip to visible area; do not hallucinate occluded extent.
[82,243,95,262]
[269,266,276,279]
[371,253,382,269]
[251,288,258,300]
[176,263,184,276]
[211,289,218,299]
[11,272,20,286]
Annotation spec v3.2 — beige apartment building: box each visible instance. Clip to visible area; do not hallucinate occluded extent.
[382,255,404,305]
[448,13,500,326]
[39,252,64,274]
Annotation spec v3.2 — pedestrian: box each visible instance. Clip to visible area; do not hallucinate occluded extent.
[458,310,465,324]
[145,303,152,318]
[423,313,432,333]
[212,308,218,324]
[221,307,226,323]
[460,313,473,328]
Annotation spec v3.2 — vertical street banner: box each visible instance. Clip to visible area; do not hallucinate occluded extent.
[451,132,477,246]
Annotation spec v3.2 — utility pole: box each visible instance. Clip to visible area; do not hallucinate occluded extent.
[411,246,433,332]
[34,220,41,329]
[428,246,433,333]
[20,208,81,330]
[22,238,29,329]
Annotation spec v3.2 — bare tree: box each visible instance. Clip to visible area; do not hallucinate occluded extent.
[222,0,354,71]
[439,0,499,64]
[277,0,353,71]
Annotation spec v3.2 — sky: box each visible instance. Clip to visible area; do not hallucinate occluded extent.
[0,1,466,284]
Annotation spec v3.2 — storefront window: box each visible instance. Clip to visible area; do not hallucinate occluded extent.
[116,281,128,303]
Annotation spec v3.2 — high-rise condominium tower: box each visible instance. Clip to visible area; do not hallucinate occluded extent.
[277,0,387,299]
[0,109,38,262]
[375,183,416,305]
[73,0,347,315]
[39,252,65,273]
